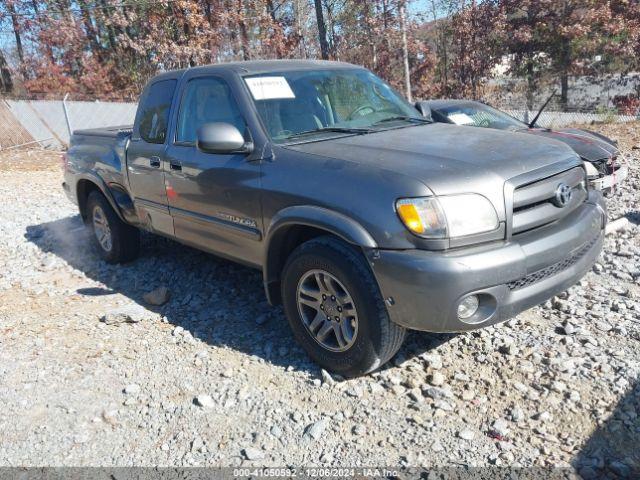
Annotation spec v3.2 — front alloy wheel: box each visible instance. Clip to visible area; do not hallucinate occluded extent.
[281,235,406,377]
[297,269,358,352]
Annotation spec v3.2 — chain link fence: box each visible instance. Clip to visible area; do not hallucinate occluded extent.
[0,96,137,151]
[495,107,639,129]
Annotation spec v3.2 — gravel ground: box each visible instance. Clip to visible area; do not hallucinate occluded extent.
[0,124,639,474]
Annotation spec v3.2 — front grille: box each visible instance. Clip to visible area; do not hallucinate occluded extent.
[512,167,587,235]
[507,236,598,291]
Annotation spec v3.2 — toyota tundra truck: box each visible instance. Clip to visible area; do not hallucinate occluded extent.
[63,60,607,377]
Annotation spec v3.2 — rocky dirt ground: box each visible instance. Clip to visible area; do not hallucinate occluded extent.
[0,124,639,475]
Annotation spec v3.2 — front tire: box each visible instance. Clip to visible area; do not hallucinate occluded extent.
[86,191,140,264]
[281,236,405,377]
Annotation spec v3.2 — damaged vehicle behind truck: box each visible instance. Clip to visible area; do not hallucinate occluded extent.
[419,98,627,194]
[63,60,606,377]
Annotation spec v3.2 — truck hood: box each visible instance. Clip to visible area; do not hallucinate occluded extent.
[286,123,581,200]
[523,127,618,163]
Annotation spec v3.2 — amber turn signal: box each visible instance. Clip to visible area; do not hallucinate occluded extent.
[396,203,425,234]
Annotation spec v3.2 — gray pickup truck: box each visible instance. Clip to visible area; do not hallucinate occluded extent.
[63,60,606,377]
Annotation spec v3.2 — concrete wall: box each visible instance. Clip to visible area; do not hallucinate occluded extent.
[503,109,638,129]
[488,73,640,112]
[3,99,137,149]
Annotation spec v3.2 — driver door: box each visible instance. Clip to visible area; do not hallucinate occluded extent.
[165,75,263,267]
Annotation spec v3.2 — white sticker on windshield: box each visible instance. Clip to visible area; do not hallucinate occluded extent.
[245,76,295,100]
[448,113,475,125]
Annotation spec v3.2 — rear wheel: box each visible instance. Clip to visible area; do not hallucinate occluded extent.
[86,191,140,264]
[281,236,405,377]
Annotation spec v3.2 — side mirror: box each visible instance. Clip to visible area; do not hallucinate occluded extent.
[414,101,433,122]
[196,122,253,154]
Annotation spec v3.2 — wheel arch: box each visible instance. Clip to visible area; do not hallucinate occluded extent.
[263,205,378,305]
[76,174,136,225]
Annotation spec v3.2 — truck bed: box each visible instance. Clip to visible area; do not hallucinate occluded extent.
[67,125,132,195]
[73,125,133,139]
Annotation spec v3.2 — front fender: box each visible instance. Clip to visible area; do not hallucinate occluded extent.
[263,205,378,304]
[267,205,377,249]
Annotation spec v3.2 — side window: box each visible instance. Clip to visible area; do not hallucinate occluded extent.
[137,79,176,144]
[176,77,245,144]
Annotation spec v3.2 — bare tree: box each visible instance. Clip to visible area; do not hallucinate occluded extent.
[6,1,25,76]
[398,0,412,101]
[0,50,13,93]
[314,0,330,59]
[293,0,308,58]
[323,0,339,59]
[237,0,251,60]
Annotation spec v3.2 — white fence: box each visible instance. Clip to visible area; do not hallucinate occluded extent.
[1,99,137,150]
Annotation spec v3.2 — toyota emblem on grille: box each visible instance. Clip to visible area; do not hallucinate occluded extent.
[554,183,573,207]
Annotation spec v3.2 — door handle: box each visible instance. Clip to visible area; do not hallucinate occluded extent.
[169,161,182,171]
[149,156,161,168]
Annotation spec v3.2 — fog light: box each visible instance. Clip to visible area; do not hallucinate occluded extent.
[457,295,479,320]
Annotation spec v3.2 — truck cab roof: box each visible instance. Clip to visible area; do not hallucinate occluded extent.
[150,59,361,83]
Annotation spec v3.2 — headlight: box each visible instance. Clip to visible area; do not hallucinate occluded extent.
[396,194,498,238]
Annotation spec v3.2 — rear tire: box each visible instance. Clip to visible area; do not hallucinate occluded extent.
[86,191,140,264]
[281,235,405,377]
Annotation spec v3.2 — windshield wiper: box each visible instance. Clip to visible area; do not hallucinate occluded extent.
[284,126,372,140]
[373,116,432,126]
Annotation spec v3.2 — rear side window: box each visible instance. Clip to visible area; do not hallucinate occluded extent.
[176,77,245,144]
[137,79,176,144]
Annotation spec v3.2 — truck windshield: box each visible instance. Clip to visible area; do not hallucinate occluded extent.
[244,69,424,143]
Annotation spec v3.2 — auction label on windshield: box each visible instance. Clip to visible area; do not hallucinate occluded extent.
[245,76,296,100]
[447,112,475,125]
